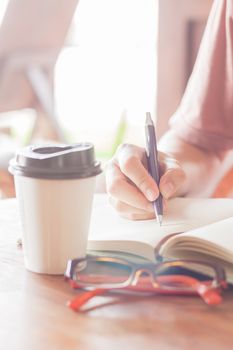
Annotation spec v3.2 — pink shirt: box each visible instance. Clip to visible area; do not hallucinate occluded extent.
[170,0,233,152]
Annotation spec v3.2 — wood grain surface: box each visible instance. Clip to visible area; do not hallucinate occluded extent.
[0,198,233,350]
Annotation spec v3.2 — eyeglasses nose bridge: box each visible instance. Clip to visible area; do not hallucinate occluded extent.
[131,268,159,287]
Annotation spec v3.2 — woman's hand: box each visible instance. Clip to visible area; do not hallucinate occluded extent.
[105,143,186,220]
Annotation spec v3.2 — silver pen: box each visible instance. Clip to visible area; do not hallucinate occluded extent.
[145,112,163,225]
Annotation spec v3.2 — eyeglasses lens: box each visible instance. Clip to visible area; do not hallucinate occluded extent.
[154,261,216,291]
[74,259,132,285]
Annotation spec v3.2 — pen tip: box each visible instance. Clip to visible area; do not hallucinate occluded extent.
[146,112,152,124]
[157,215,163,226]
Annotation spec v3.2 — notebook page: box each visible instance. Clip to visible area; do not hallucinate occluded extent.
[88,194,233,260]
[161,216,233,263]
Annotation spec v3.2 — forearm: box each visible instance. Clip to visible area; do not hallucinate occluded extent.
[158,130,227,197]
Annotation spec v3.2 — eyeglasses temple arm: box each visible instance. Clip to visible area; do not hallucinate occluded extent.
[162,275,223,305]
[67,288,105,311]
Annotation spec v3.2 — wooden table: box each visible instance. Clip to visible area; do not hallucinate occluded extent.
[1,199,233,350]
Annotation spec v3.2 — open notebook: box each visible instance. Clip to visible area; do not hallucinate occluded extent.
[88,194,233,282]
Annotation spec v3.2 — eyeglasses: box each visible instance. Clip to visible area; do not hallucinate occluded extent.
[65,255,227,311]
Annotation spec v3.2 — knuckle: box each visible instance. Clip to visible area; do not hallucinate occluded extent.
[108,197,129,215]
[106,177,123,196]
[116,143,130,153]
[121,211,139,221]
[120,155,138,174]
[114,201,126,213]
[126,213,138,220]
[116,143,134,159]
[126,212,154,221]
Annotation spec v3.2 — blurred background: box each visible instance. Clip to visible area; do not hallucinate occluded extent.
[0,0,221,198]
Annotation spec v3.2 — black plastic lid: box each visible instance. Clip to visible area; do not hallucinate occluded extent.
[9,143,102,179]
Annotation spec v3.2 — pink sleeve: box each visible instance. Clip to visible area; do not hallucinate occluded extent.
[169,0,233,152]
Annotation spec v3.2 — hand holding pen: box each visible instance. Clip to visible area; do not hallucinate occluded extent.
[105,122,186,221]
[145,112,163,225]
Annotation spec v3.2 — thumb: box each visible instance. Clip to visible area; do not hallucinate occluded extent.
[159,165,186,199]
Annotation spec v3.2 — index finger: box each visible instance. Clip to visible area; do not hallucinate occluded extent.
[117,145,159,202]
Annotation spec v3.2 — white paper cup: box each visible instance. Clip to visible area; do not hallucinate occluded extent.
[9,143,101,275]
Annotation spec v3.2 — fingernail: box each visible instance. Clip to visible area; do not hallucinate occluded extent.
[145,188,157,201]
[161,182,174,198]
